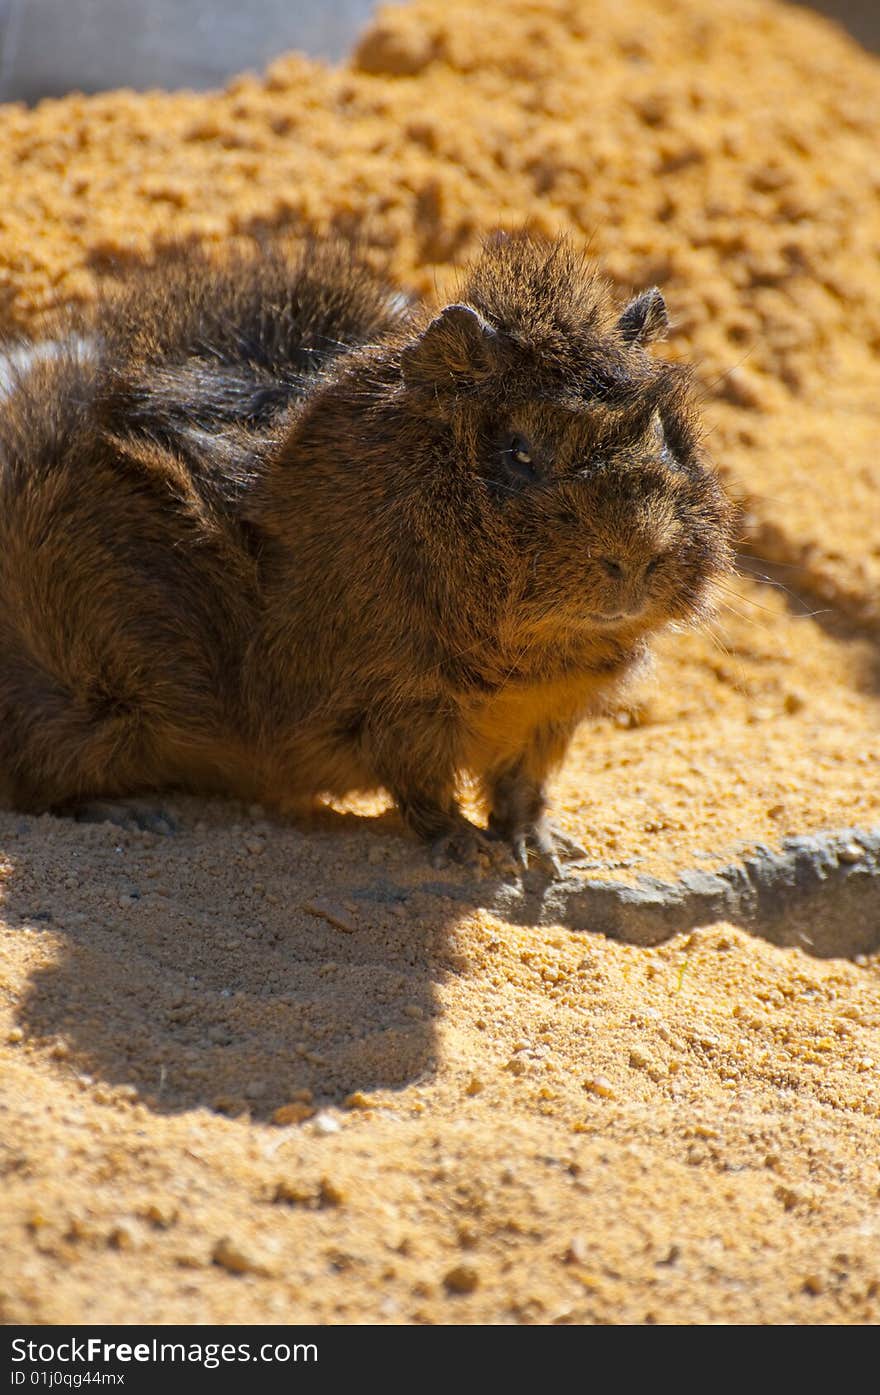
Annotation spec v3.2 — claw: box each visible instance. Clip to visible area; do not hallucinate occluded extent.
[512,834,529,872]
[526,840,564,879]
[551,829,588,863]
[497,818,586,878]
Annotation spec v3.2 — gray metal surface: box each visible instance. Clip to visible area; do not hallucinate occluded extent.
[0,0,383,103]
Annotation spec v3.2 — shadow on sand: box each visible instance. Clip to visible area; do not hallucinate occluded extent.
[4,797,878,1123]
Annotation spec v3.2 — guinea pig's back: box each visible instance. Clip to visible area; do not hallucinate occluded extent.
[95,241,409,438]
[0,334,263,809]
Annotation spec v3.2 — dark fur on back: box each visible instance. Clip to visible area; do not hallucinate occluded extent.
[0,234,733,866]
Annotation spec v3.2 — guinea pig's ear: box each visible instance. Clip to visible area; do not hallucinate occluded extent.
[400,303,498,389]
[617,287,669,345]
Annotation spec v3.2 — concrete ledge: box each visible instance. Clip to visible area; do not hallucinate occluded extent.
[354,827,880,959]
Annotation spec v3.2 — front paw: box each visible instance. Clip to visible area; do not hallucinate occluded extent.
[72,799,179,835]
[489,813,586,877]
[430,819,513,872]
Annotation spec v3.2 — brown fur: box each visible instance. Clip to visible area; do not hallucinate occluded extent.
[0,234,734,866]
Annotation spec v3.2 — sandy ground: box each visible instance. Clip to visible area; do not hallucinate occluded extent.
[1,0,879,1324]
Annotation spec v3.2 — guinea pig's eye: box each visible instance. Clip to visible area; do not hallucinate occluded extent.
[501,433,539,482]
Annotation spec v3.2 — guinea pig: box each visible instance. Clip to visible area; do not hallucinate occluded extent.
[0,233,734,871]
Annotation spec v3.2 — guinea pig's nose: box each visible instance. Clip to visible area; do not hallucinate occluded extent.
[599,554,662,582]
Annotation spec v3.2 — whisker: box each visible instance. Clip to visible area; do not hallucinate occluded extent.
[713,599,777,633]
[735,552,805,571]
[697,346,759,400]
[732,559,833,614]
[715,583,788,618]
[727,574,831,618]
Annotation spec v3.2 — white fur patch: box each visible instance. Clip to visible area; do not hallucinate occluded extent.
[0,335,96,398]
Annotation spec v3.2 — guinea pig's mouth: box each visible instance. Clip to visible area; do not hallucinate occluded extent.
[585,608,645,626]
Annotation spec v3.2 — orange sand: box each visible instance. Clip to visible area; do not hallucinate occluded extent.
[1,0,879,1325]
